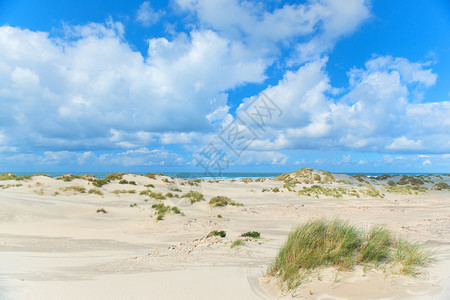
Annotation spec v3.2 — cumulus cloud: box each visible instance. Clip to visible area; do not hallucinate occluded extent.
[231,55,450,154]
[136,2,163,26]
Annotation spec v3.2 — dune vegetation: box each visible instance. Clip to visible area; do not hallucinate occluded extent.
[267,219,431,291]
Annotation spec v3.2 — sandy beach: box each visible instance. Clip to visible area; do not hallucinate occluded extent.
[1,170,449,299]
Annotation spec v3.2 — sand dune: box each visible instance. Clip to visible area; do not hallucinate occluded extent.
[1,171,449,299]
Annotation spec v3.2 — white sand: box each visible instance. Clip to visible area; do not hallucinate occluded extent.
[1,173,449,299]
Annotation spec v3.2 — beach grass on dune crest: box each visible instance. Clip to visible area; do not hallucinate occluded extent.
[267,219,432,291]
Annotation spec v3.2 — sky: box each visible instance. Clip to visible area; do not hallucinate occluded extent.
[0,0,449,174]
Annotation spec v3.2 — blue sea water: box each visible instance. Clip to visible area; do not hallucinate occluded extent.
[6,171,446,180]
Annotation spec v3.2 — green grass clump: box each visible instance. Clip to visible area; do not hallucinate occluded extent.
[145,184,155,188]
[170,188,182,192]
[151,203,182,220]
[96,208,107,213]
[0,173,16,180]
[207,230,226,238]
[61,186,86,194]
[56,174,84,182]
[209,196,243,207]
[386,185,427,195]
[130,203,138,207]
[144,173,157,179]
[112,189,136,194]
[267,219,431,291]
[88,189,104,196]
[241,231,261,239]
[433,182,450,190]
[396,175,424,186]
[231,239,245,248]
[182,190,204,203]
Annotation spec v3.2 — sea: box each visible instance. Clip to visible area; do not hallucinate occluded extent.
[6,171,446,180]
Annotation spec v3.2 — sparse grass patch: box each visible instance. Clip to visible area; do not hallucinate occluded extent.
[209,196,243,207]
[433,182,450,190]
[130,203,138,207]
[151,203,182,220]
[112,189,136,194]
[61,186,86,194]
[242,177,253,183]
[170,188,181,192]
[241,231,261,239]
[182,190,204,203]
[145,184,155,188]
[231,239,245,248]
[207,230,226,238]
[267,219,431,291]
[88,188,104,196]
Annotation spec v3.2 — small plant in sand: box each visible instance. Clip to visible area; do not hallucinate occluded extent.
[151,203,182,220]
[170,188,182,192]
[88,188,103,196]
[207,230,226,238]
[262,188,270,192]
[130,203,138,207]
[241,231,261,239]
[231,239,245,248]
[182,190,204,203]
[241,177,253,183]
[61,186,86,194]
[96,208,107,213]
[267,219,431,291]
[112,189,136,194]
[145,184,155,188]
[144,172,157,179]
[209,196,243,207]
[217,214,222,218]
[272,187,280,192]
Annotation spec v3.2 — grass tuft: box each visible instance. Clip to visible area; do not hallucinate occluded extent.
[241,231,261,239]
[209,195,243,207]
[267,219,431,291]
[231,239,245,248]
[182,190,204,203]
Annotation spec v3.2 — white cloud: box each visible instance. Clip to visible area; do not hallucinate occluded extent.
[386,136,423,150]
[136,2,163,26]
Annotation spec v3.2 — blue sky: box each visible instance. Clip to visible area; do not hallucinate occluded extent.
[0,0,449,174]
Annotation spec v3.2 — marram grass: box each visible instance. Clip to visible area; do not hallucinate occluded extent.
[267,219,431,291]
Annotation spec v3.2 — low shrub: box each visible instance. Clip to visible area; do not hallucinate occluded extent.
[96,208,107,213]
[207,230,226,238]
[241,231,261,239]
